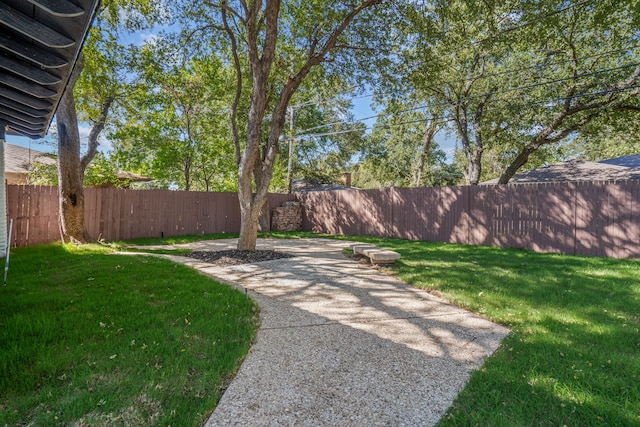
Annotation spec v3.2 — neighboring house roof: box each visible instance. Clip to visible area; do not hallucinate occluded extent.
[5,142,55,174]
[5,143,152,184]
[0,0,101,138]
[481,159,640,185]
[292,179,355,192]
[598,154,640,168]
[115,170,153,182]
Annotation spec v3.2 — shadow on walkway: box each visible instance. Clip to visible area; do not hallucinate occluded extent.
[162,238,509,426]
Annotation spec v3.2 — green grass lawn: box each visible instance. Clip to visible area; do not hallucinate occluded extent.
[4,232,639,426]
[343,236,640,426]
[112,231,331,248]
[115,233,240,247]
[0,244,258,426]
[123,231,640,424]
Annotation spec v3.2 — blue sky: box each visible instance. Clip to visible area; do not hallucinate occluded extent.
[351,95,457,161]
[6,25,458,163]
[6,92,457,161]
[6,134,56,155]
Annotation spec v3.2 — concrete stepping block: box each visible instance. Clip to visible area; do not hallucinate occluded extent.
[352,244,377,255]
[352,244,401,264]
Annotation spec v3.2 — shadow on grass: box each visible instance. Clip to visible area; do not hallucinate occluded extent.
[0,244,258,426]
[357,238,640,426]
[281,234,640,424]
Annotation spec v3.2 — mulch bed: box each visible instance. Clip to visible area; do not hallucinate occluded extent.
[185,250,294,266]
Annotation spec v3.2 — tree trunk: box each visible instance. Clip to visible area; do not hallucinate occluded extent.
[55,53,111,243]
[498,145,537,184]
[238,193,265,250]
[454,105,482,185]
[237,152,271,249]
[253,157,270,232]
[57,83,90,244]
[184,158,191,191]
[414,121,437,187]
[232,0,380,250]
[258,201,270,232]
[463,154,482,185]
[235,0,277,251]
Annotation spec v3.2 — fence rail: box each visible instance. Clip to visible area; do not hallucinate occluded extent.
[297,181,640,259]
[7,185,295,246]
[8,185,59,247]
[7,182,640,258]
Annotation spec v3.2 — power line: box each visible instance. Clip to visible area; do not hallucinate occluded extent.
[286,1,605,116]
[396,61,640,114]
[288,1,636,140]
[295,61,640,136]
[290,44,640,136]
[408,44,640,91]
[294,84,640,141]
[371,42,640,110]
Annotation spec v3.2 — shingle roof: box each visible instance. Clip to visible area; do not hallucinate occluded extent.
[598,154,640,168]
[481,159,640,185]
[0,0,100,138]
[5,143,153,183]
[5,142,55,173]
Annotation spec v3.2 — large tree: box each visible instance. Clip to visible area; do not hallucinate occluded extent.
[55,0,166,243]
[287,97,366,186]
[182,0,383,250]
[496,0,640,183]
[392,0,522,184]
[388,0,640,184]
[110,41,237,191]
[353,108,460,188]
[56,51,114,243]
[565,103,640,161]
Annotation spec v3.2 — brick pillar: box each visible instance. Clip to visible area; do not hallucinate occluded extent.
[271,201,302,231]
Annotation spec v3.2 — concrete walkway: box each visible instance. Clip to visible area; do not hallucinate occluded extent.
[155,238,509,426]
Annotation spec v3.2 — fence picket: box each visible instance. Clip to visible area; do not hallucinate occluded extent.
[6,183,640,259]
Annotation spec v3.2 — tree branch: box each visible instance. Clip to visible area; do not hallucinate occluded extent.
[259,0,280,72]
[258,0,382,198]
[245,0,262,75]
[616,105,640,113]
[183,24,225,47]
[81,96,114,173]
[221,1,243,165]
[203,0,246,24]
[332,44,377,52]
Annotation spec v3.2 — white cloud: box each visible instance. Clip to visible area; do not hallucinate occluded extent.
[78,125,113,152]
[78,124,91,141]
[139,32,162,47]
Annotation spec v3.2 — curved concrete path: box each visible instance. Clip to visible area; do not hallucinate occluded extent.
[157,238,509,426]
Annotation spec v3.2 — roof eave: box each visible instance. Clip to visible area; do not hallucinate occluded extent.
[0,0,102,139]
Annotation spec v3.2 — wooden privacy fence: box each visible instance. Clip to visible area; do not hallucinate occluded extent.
[7,182,640,258]
[7,185,295,246]
[297,181,640,259]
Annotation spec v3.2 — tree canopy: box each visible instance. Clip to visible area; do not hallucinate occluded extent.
[378,0,640,184]
[61,0,640,246]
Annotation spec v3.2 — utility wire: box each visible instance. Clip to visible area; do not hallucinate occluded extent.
[287,0,635,140]
[404,44,640,90]
[394,61,640,115]
[293,44,640,126]
[295,61,640,136]
[288,1,604,113]
[294,84,640,140]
